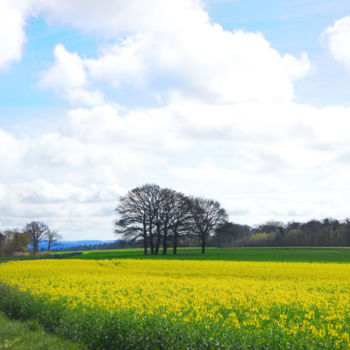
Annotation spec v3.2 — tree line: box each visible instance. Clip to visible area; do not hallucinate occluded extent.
[0,221,61,257]
[116,184,350,251]
[227,219,350,247]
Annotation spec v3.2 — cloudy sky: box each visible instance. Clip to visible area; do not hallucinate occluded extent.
[1,0,350,240]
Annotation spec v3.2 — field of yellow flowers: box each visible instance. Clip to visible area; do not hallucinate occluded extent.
[0,259,350,349]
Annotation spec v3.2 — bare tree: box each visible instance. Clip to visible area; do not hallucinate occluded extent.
[25,221,49,255]
[168,192,192,255]
[115,184,162,255]
[46,230,62,251]
[187,196,228,253]
[157,188,178,255]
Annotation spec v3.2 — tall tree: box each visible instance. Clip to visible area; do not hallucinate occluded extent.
[187,196,228,253]
[157,188,179,255]
[168,192,192,255]
[115,184,162,255]
[25,221,49,255]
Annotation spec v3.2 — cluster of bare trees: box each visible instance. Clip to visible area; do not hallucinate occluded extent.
[24,221,61,254]
[115,184,227,254]
[0,221,61,257]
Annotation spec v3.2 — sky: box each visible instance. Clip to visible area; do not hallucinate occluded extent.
[1,0,350,240]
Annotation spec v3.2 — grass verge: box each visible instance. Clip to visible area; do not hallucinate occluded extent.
[0,311,86,350]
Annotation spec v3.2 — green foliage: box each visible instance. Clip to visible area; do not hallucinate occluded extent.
[247,232,277,246]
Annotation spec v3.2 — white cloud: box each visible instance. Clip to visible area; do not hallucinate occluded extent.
[323,16,350,68]
[13,180,123,204]
[28,0,310,104]
[32,0,209,38]
[38,44,104,106]
[85,35,149,89]
[0,129,27,174]
[0,1,27,69]
[0,180,123,239]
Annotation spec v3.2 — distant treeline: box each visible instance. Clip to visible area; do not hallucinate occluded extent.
[212,219,350,247]
[115,184,350,253]
[54,241,124,252]
[114,218,350,249]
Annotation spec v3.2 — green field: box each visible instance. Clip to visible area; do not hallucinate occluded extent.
[64,247,350,263]
[2,247,350,263]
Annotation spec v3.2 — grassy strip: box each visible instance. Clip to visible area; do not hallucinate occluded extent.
[0,311,86,350]
[66,247,350,263]
[0,283,343,350]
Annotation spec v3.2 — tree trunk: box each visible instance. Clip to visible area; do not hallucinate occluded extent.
[149,221,154,255]
[33,239,38,255]
[155,223,161,255]
[162,228,168,255]
[201,233,206,254]
[143,220,148,255]
[173,229,178,255]
[143,235,148,255]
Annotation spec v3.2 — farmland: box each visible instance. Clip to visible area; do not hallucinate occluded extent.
[66,247,350,263]
[1,251,350,349]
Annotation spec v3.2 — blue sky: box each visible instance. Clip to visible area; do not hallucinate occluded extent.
[1,0,350,239]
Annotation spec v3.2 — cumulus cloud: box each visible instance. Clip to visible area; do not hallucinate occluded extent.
[38,44,104,106]
[0,0,310,103]
[0,128,27,174]
[323,16,350,68]
[0,1,27,69]
[31,0,209,38]
[38,11,311,104]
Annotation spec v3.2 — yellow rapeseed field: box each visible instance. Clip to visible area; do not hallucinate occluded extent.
[1,259,350,348]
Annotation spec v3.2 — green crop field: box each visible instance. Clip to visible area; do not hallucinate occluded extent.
[65,247,350,263]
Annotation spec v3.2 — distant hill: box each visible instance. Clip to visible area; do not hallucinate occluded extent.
[28,240,116,251]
